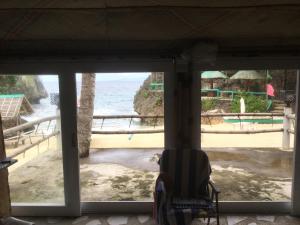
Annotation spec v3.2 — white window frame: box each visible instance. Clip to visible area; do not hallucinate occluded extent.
[0,55,299,216]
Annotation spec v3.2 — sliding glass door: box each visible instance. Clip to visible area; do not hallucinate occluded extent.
[1,75,64,204]
[76,72,163,213]
[0,58,300,216]
[0,73,80,216]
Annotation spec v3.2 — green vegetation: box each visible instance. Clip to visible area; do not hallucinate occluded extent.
[0,75,19,94]
[143,91,149,98]
[201,95,267,113]
[231,92,267,113]
[201,99,217,112]
[155,96,163,106]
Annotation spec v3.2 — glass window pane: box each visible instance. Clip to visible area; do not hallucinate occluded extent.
[200,69,294,201]
[77,73,163,201]
[0,75,64,204]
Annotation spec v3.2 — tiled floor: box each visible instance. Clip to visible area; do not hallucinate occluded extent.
[20,215,300,225]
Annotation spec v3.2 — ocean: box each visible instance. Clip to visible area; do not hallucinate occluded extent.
[24,73,151,129]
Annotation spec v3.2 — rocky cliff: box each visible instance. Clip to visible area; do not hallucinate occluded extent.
[133,76,164,125]
[16,76,48,103]
[0,75,48,103]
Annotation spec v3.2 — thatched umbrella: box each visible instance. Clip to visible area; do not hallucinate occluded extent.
[201,71,228,89]
[230,70,268,92]
[230,70,265,80]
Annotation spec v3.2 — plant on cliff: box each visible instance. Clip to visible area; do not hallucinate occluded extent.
[134,75,164,125]
[155,96,163,106]
[143,91,149,98]
[0,75,19,94]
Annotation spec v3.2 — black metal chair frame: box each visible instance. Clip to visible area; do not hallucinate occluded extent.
[154,153,220,225]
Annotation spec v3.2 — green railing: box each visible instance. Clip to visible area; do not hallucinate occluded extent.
[201,89,267,99]
[149,83,267,99]
[0,94,24,98]
[201,89,221,97]
[150,82,164,91]
[219,90,267,99]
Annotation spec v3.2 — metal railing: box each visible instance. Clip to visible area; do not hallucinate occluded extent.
[4,110,295,158]
[3,116,60,158]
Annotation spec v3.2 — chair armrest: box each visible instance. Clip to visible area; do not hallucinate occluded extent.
[208,180,220,194]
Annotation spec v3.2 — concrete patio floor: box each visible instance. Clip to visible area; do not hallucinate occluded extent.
[9,147,292,203]
[21,214,300,225]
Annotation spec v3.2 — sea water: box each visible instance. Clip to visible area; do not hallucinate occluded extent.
[24,73,151,130]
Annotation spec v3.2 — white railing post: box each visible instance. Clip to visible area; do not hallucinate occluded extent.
[282,107,292,149]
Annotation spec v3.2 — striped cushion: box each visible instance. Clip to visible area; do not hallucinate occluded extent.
[160,149,211,198]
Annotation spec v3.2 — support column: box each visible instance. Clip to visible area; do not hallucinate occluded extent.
[164,60,200,150]
[190,63,201,149]
[164,68,177,149]
[292,70,300,215]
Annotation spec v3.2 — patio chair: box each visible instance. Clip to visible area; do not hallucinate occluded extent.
[154,149,220,225]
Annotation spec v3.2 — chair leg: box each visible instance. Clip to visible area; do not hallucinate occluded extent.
[216,195,220,225]
[207,217,210,225]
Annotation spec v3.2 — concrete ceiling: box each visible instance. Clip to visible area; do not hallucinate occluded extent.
[1,1,300,58]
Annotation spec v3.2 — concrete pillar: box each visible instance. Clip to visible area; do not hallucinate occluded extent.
[282,107,292,150]
[292,70,300,215]
[164,61,200,150]
[164,70,177,149]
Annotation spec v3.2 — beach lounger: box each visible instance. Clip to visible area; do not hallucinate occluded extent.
[154,149,220,225]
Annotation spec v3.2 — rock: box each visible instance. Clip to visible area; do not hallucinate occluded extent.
[133,75,164,126]
[16,76,48,104]
[0,75,48,104]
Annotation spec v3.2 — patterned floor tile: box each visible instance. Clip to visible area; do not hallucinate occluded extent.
[137,215,150,224]
[227,216,248,225]
[86,219,102,225]
[18,214,300,225]
[256,216,275,223]
[72,216,89,224]
[107,216,128,225]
